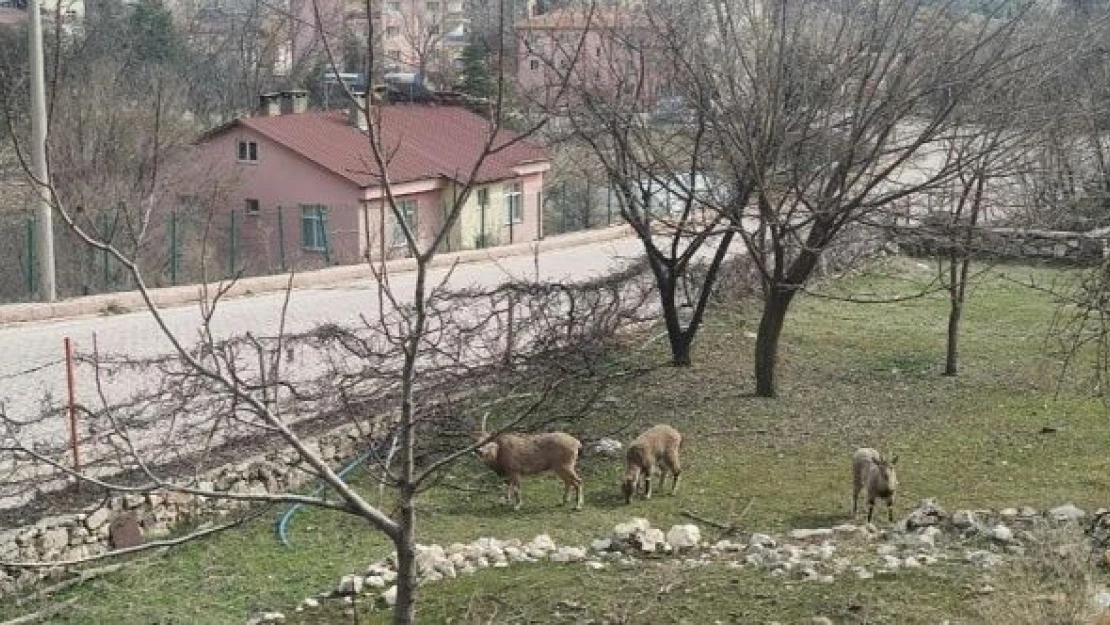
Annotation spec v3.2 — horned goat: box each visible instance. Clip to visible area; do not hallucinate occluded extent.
[622,424,682,504]
[475,414,584,511]
[852,447,898,523]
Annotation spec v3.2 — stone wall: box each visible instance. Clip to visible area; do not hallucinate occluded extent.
[897,224,1110,265]
[0,422,367,597]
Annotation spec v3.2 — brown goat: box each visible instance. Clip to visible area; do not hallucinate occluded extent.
[622,424,682,504]
[852,447,898,523]
[475,417,583,510]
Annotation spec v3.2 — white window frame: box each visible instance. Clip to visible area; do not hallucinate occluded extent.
[237,140,258,163]
[245,198,260,216]
[300,205,328,251]
[504,182,523,225]
[390,199,418,247]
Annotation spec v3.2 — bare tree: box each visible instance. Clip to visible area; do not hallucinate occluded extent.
[665,0,1047,396]
[0,4,637,625]
[520,4,741,367]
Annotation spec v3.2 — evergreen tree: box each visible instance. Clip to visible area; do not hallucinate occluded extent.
[458,36,493,100]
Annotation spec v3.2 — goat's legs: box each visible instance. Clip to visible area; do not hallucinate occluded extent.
[663,451,681,495]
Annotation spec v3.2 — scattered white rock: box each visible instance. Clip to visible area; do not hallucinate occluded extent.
[749,533,777,548]
[666,524,701,550]
[529,534,556,553]
[381,586,397,607]
[964,549,1003,568]
[854,567,874,580]
[1049,504,1086,523]
[880,555,902,570]
[903,556,922,569]
[789,528,834,542]
[811,617,834,625]
[876,544,898,557]
[713,539,740,552]
[365,575,386,589]
[952,510,977,529]
[590,538,612,552]
[638,528,667,553]
[336,574,363,596]
[590,438,624,458]
[999,508,1018,520]
[613,518,652,541]
[989,525,1014,544]
[551,546,588,563]
[300,598,319,610]
[247,612,285,625]
[584,560,606,571]
[904,498,948,529]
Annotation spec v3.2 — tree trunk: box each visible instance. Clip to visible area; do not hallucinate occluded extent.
[652,263,691,367]
[392,501,417,625]
[944,255,972,377]
[669,331,693,366]
[754,288,793,398]
[944,295,962,376]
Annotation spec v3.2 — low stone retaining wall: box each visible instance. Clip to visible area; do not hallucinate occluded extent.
[0,422,368,596]
[897,225,1110,265]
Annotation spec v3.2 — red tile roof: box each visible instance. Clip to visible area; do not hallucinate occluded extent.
[207,106,549,188]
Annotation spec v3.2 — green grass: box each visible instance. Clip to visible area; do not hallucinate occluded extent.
[4,258,1109,624]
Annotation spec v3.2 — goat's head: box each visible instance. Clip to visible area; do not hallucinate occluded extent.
[872,453,898,487]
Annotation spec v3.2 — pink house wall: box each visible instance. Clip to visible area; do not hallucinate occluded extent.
[362,186,449,260]
[499,172,545,245]
[194,124,550,272]
[198,127,364,274]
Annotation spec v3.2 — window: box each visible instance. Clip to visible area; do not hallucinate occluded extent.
[390,200,418,246]
[245,198,260,216]
[386,25,399,36]
[504,182,523,224]
[237,140,258,163]
[428,24,440,35]
[529,58,539,71]
[425,1,439,11]
[388,0,400,11]
[301,205,328,251]
[387,49,401,60]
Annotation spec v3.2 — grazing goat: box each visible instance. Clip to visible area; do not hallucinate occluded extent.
[852,447,898,523]
[622,424,682,504]
[474,416,584,511]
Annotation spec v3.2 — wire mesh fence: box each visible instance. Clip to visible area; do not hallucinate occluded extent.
[0,190,621,304]
[0,204,348,303]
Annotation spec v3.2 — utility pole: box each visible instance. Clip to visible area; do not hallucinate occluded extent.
[28,0,56,302]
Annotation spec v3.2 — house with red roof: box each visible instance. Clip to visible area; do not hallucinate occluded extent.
[193,91,550,273]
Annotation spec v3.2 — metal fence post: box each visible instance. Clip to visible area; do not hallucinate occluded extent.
[316,206,331,265]
[24,215,35,297]
[607,186,613,226]
[169,210,179,285]
[277,205,287,272]
[229,209,239,277]
[99,212,118,290]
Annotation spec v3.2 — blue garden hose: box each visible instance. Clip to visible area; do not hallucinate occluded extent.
[276,435,392,547]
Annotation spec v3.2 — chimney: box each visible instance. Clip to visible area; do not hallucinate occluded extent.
[349,92,368,131]
[280,89,309,115]
[258,92,281,117]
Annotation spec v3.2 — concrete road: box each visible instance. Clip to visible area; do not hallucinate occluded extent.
[0,235,649,469]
